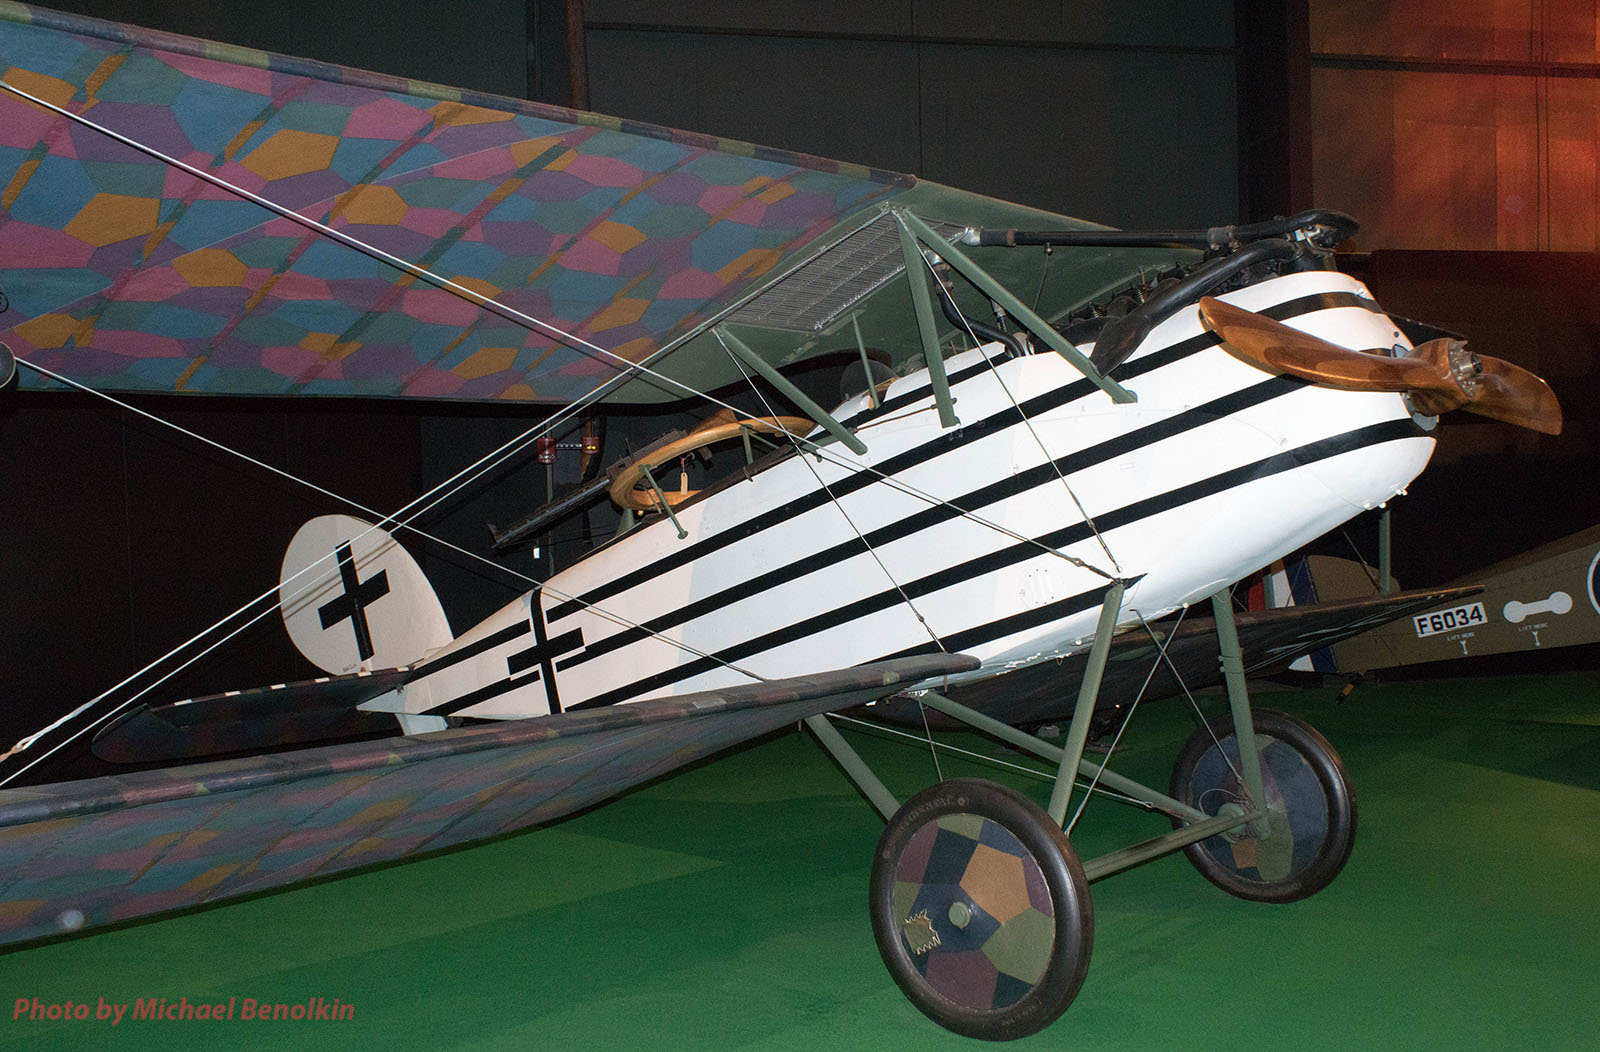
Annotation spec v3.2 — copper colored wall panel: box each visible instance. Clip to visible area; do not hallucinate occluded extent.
[1311,1,1600,250]
[1311,0,1578,63]
[1548,78,1600,249]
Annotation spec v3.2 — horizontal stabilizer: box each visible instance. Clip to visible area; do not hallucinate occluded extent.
[91,669,411,764]
[1318,525,1600,670]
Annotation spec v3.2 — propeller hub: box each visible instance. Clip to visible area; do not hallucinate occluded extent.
[1445,339,1482,396]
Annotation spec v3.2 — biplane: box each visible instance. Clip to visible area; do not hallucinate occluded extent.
[0,3,1565,1040]
[1268,525,1600,677]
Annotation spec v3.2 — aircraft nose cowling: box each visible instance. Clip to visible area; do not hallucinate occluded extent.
[1296,389,1437,513]
[1192,288,1442,515]
[1120,418,1436,622]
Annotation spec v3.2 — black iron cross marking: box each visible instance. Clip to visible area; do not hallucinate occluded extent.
[317,542,391,662]
[506,603,585,713]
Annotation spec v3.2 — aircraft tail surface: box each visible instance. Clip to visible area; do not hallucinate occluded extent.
[279,515,454,676]
[1303,525,1600,672]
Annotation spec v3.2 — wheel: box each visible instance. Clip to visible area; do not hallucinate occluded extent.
[869,778,1092,1040]
[1169,708,1356,903]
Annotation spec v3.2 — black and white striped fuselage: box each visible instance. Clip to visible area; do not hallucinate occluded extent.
[386,270,1436,720]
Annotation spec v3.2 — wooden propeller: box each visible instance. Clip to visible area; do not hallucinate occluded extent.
[1198,296,1563,435]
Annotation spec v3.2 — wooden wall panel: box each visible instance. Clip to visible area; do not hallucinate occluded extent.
[1309,69,1398,244]
[1548,78,1600,249]
[1310,1,1600,250]
[1495,80,1543,249]
[1312,0,1555,62]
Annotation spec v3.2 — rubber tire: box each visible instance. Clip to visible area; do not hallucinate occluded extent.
[869,778,1092,1040]
[1169,708,1356,903]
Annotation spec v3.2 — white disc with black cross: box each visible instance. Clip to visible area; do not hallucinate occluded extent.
[279,515,453,675]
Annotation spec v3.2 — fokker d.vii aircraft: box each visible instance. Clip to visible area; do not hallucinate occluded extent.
[0,4,1565,1040]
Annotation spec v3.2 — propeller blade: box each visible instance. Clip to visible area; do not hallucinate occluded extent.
[1464,355,1564,434]
[1373,338,1562,434]
[1199,296,1448,393]
[1199,297,1562,435]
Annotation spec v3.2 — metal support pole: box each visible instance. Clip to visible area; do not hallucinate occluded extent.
[1046,580,1126,827]
[639,464,687,539]
[715,327,869,455]
[1378,505,1393,594]
[544,462,556,577]
[1080,808,1256,882]
[804,714,899,820]
[850,314,880,409]
[917,690,1207,823]
[893,213,960,428]
[893,208,1137,405]
[1209,590,1270,838]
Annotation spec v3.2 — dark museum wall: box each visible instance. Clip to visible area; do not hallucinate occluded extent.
[20,0,531,97]
[580,1,1242,229]
[1,1,1597,763]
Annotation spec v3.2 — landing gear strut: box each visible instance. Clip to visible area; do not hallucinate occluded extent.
[812,585,1358,1038]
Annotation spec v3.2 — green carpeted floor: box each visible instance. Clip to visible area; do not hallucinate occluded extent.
[3,670,1598,1050]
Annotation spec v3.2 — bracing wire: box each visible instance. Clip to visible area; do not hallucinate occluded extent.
[1064,602,1189,836]
[716,332,947,654]
[0,356,768,783]
[922,254,1123,577]
[10,80,1119,588]
[1,82,1142,787]
[1135,600,1250,792]
[5,261,1124,779]
[825,712,1150,811]
[717,335,948,780]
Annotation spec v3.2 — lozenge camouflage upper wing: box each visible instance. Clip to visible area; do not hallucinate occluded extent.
[0,2,912,404]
